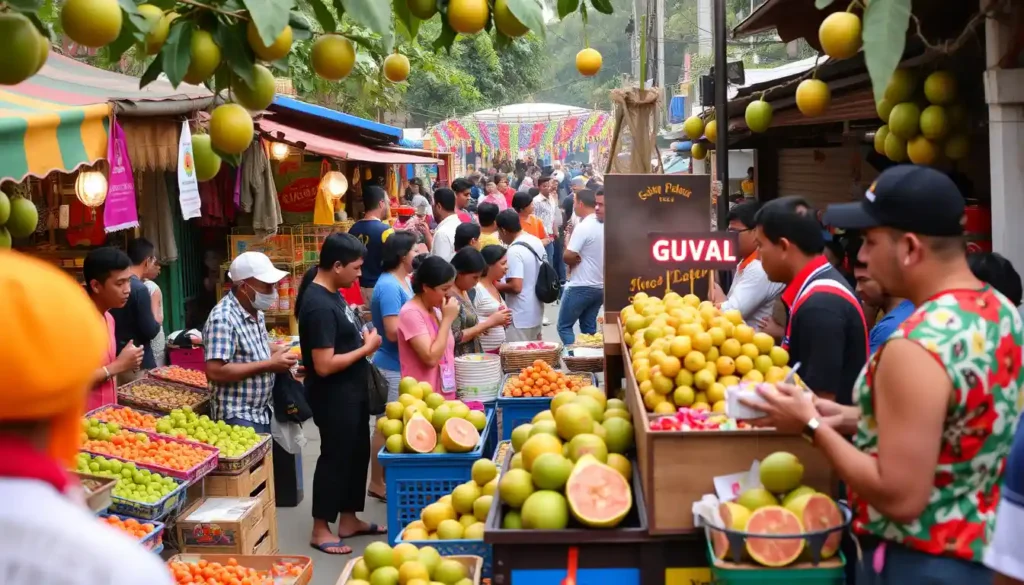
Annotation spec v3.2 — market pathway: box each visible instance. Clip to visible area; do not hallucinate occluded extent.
[275,303,580,585]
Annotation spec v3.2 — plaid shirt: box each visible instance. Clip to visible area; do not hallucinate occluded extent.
[203,292,275,425]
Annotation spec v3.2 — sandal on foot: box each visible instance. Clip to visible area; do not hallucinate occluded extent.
[341,523,387,538]
[310,540,352,555]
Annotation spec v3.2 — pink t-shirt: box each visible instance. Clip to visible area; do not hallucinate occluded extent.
[482,192,508,211]
[397,302,456,399]
[87,312,118,411]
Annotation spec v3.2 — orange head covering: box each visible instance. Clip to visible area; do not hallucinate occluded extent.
[0,251,108,466]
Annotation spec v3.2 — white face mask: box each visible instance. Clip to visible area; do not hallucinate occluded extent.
[244,283,277,311]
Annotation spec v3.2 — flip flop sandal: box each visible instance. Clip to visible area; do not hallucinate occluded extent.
[310,540,352,555]
[367,489,387,503]
[341,523,388,538]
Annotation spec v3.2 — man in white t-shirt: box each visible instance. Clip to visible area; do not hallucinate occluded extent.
[430,188,463,262]
[557,189,604,345]
[496,209,546,342]
[712,200,784,327]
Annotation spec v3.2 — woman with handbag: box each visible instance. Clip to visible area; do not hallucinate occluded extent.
[397,256,459,399]
[296,233,386,555]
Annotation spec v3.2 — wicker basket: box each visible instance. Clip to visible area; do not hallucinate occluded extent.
[562,345,605,373]
[117,378,211,415]
[499,341,563,373]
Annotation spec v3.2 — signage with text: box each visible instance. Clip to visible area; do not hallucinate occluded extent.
[649,232,739,269]
[604,174,717,311]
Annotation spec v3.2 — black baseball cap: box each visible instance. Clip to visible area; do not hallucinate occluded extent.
[822,165,965,236]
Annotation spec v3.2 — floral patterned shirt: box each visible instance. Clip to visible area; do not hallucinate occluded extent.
[850,286,1023,562]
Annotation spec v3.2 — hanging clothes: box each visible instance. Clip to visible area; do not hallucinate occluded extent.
[138,171,178,262]
[241,138,282,237]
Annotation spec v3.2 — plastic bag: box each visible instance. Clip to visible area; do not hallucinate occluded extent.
[271,417,307,454]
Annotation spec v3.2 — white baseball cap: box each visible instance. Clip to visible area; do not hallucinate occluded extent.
[228,252,288,284]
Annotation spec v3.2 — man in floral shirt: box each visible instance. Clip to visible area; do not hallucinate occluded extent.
[745,166,1022,583]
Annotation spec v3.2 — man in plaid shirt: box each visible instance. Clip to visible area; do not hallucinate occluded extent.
[203,252,298,432]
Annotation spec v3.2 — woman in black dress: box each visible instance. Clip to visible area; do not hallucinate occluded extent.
[296,233,385,555]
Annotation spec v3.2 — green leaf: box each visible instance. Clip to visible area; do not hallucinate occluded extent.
[862,0,911,103]
[214,22,256,88]
[493,30,512,50]
[333,0,346,20]
[289,11,314,40]
[242,0,295,46]
[341,0,393,52]
[304,0,337,33]
[557,0,580,19]
[213,65,231,94]
[160,22,193,87]
[23,12,51,38]
[814,0,836,7]
[394,0,421,42]
[432,18,458,53]
[118,0,149,42]
[145,0,179,10]
[505,0,545,37]
[105,11,143,62]
[139,54,164,89]
[6,0,44,12]
[589,0,613,15]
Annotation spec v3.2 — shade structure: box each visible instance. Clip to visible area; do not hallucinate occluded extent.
[258,118,441,165]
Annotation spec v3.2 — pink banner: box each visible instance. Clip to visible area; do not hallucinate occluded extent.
[103,119,139,232]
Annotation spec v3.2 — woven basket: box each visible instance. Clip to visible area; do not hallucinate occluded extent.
[562,345,605,373]
[499,341,563,373]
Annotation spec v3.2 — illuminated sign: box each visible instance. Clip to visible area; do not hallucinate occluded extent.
[648,232,739,269]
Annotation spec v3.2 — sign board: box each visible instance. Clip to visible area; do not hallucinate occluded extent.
[603,174,715,311]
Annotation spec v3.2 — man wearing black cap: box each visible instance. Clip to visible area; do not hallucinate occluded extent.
[751,196,868,406]
[743,166,1024,583]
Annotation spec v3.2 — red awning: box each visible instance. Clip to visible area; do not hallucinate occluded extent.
[258,118,441,164]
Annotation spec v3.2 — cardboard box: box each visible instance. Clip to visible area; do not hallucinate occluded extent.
[175,496,273,555]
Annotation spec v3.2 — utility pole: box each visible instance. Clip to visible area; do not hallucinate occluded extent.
[632,0,642,82]
[656,0,665,91]
[713,0,729,231]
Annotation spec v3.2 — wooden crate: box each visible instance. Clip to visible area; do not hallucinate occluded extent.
[619,317,836,535]
[185,451,276,512]
[167,554,312,585]
[175,496,274,555]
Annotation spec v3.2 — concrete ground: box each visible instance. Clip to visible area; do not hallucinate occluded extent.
[276,303,587,585]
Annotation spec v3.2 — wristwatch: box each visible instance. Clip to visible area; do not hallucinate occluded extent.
[802,417,821,444]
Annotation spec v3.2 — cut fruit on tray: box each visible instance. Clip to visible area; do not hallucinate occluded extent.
[744,506,805,567]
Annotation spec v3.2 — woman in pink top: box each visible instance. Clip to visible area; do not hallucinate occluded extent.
[397,256,460,399]
[481,179,508,211]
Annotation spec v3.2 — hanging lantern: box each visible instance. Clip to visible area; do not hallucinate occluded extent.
[320,170,348,200]
[75,170,108,208]
[270,142,290,160]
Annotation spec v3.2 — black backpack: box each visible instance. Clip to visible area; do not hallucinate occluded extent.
[512,241,562,304]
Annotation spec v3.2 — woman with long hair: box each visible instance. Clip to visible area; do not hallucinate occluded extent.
[296,233,386,555]
[476,245,511,353]
[449,248,510,356]
[366,231,417,501]
[397,256,459,398]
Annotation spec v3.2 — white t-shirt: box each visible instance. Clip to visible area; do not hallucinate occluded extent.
[566,213,604,288]
[473,282,506,352]
[0,478,174,585]
[721,258,785,327]
[505,232,546,329]
[431,214,462,262]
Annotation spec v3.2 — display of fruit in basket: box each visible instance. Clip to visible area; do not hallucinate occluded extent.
[120,382,203,411]
[91,406,159,431]
[169,558,305,585]
[74,452,178,503]
[649,407,754,432]
[403,459,498,541]
[712,501,753,559]
[81,420,213,471]
[100,515,157,540]
[346,541,468,585]
[511,391,633,457]
[574,332,604,346]
[152,365,208,387]
[154,407,262,457]
[503,360,586,397]
[621,293,794,414]
[745,506,806,566]
[378,378,485,454]
[499,419,633,530]
[759,451,804,493]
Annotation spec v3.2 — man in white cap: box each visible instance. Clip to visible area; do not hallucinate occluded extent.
[203,251,298,432]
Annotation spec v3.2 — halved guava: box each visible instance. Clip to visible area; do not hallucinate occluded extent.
[440,417,480,453]
[403,413,437,453]
[565,454,632,528]
[744,505,804,567]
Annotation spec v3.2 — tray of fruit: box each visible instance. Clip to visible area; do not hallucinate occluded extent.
[336,546,482,585]
[118,378,211,415]
[74,471,117,514]
[74,452,189,520]
[155,408,273,473]
[500,363,595,398]
[649,408,756,432]
[80,420,220,483]
[498,341,563,373]
[99,513,165,551]
[168,555,313,585]
[149,365,208,389]
[86,404,161,431]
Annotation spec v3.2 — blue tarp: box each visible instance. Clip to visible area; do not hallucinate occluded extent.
[271,95,403,141]
[669,95,687,124]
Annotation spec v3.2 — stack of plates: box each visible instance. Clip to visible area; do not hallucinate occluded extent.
[455,354,502,403]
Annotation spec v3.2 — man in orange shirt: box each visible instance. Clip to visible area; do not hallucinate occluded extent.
[512,191,549,244]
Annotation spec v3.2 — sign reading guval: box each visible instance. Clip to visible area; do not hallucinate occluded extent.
[603,174,715,312]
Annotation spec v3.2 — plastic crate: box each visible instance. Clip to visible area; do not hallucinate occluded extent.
[82,429,219,484]
[107,476,188,521]
[397,528,493,578]
[705,537,846,584]
[168,348,206,371]
[378,408,496,545]
[496,373,596,440]
[98,513,166,551]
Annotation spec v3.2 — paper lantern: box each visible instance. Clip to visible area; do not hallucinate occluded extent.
[320,171,348,200]
[75,170,108,208]
[270,142,290,160]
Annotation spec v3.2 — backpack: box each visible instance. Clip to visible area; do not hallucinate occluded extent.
[512,241,562,304]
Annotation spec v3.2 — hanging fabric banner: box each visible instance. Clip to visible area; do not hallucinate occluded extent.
[176,121,202,220]
[103,119,139,233]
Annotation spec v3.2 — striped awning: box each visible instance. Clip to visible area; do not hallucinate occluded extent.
[0,52,211,184]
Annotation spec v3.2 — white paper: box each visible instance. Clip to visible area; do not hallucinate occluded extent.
[177,121,202,220]
[713,460,762,501]
[184,497,258,522]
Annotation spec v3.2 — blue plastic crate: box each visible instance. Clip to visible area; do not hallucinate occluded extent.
[496,372,596,440]
[397,528,493,578]
[378,408,496,545]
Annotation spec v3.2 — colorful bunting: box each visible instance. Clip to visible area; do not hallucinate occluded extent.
[429,112,612,156]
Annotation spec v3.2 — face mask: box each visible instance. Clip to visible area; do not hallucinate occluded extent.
[245,283,277,311]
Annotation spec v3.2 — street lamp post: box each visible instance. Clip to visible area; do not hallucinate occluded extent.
[713,0,730,231]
